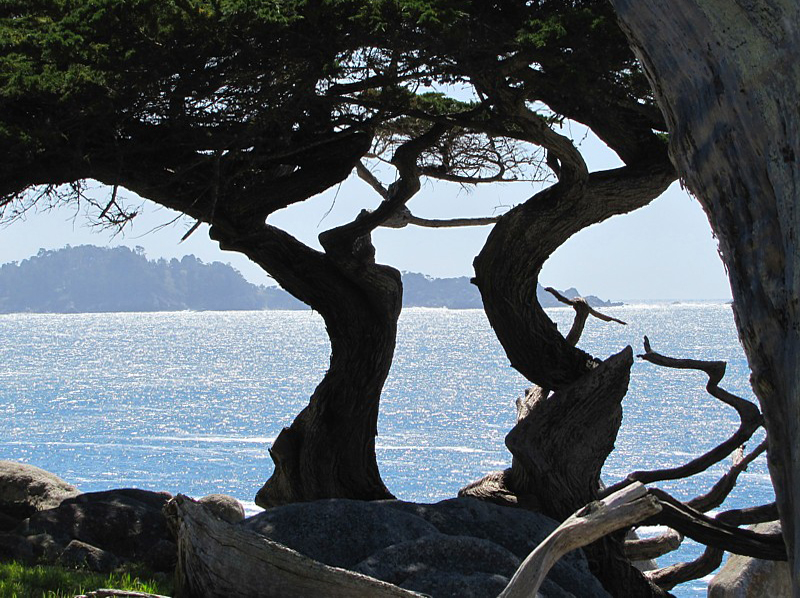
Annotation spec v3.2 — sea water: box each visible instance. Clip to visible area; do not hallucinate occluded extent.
[0,304,774,596]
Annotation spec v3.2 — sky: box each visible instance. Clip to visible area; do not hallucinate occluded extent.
[0,126,732,302]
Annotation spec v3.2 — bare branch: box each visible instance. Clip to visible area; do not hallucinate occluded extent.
[545,287,627,325]
[688,439,768,513]
[645,546,724,591]
[644,488,786,560]
[380,206,499,230]
[406,214,499,228]
[624,528,684,561]
[543,287,626,347]
[717,503,780,527]
[180,220,203,243]
[603,336,763,496]
[355,162,389,200]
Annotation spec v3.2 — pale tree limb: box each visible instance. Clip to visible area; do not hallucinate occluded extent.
[625,528,684,561]
[499,482,662,598]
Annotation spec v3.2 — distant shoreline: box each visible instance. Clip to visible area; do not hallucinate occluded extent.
[0,245,625,314]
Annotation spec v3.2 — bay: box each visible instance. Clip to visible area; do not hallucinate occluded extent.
[0,304,773,596]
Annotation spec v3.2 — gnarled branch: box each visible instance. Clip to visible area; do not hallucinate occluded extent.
[603,336,763,496]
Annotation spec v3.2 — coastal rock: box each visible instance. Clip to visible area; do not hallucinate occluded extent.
[244,497,609,598]
[17,488,176,571]
[59,539,119,572]
[384,498,607,597]
[198,493,245,523]
[242,498,439,569]
[708,521,790,597]
[0,532,36,564]
[0,460,80,521]
[352,534,519,597]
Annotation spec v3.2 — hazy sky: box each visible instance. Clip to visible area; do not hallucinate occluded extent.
[0,126,731,301]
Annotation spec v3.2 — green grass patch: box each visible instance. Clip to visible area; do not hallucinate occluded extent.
[0,561,172,598]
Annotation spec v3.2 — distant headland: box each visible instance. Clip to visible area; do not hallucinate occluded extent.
[0,245,621,314]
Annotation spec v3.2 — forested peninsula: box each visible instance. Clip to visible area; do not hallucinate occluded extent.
[0,245,619,314]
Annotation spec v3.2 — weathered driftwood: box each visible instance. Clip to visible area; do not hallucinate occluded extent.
[164,495,424,598]
[499,482,662,598]
[625,528,684,562]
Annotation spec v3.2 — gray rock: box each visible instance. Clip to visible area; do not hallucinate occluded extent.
[198,493,245,523]
[353,534,518,598]
[0,532,36,564]
[0,460,80,521]
[385,498,607,598]
[708,521,790,597]
[242,498,439,569]
[17,488,175,571]
[243,497,609,598]
[0,531,62,564]
[59,539,119,572]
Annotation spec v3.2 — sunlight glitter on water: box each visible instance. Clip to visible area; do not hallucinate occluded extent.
[0,304,774,597]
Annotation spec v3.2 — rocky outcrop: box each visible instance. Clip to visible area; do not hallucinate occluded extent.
[243,497,610,598]
[0,460,80,523]
[708,521,790,597]
[198,494,245,524]
[9,488,176,572]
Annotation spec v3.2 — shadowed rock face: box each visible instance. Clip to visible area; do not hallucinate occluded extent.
[13,488,176,572]
[243,497,610,598]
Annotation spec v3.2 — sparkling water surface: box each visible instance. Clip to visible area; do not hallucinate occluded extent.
[0,304,773,596]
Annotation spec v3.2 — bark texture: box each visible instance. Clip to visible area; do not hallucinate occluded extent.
[608,1,800,591]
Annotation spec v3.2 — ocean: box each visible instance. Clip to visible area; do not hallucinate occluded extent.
[0,304,774,596]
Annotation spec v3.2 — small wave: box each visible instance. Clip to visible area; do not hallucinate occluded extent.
[240,500,264,517]
[376,445,488,454]
[143,435,275,444]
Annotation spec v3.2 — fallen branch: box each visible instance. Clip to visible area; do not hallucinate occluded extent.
[624,528,683,561]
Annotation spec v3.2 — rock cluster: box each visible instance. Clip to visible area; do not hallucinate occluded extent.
[243,497,611,597]
[0,461,243,575]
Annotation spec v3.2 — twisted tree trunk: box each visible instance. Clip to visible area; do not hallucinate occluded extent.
[608,1,800,591]
[467,158,675,597]
[210,221,401,507]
